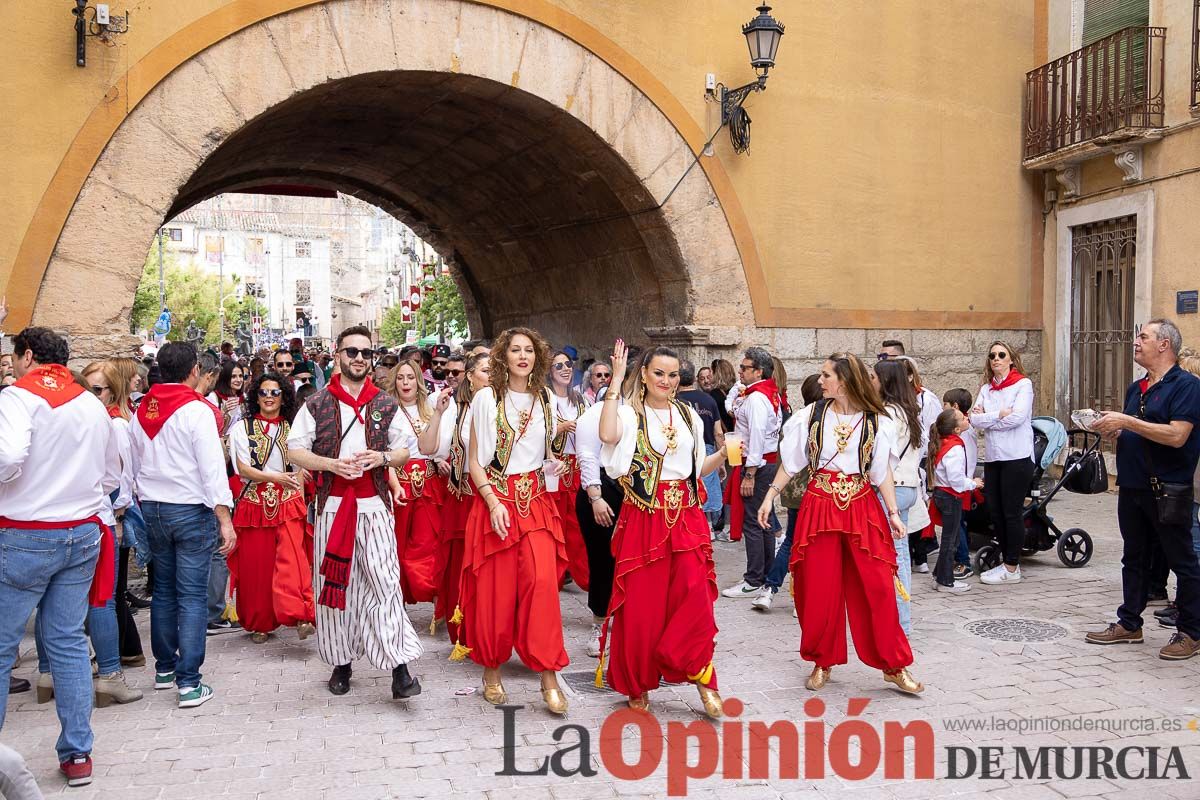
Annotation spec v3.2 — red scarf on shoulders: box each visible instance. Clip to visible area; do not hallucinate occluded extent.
[987,370,1026,393]
[742,378,782,414]
[14,365,84,408]
[925,433,982,534]
[326,374,380,422]
[136,383,223,439]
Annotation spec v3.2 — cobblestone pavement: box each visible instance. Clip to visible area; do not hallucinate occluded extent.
[6,490,1199,799]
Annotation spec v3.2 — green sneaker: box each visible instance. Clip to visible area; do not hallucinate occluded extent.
[154,672,175,691]
[177,683,214,708]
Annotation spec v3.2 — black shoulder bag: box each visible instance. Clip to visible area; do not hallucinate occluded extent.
[1138,389,1194,527]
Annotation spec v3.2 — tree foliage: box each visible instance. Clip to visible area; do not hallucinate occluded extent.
[379,274,468,346]
[130,236,265,345]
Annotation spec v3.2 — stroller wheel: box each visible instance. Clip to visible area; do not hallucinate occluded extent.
[1056,528,1093,568]
[973,543,1002,575]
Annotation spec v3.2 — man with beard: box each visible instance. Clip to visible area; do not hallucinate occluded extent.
[287,326,424,698]
[443,352,466,394]
[425,344,451,393]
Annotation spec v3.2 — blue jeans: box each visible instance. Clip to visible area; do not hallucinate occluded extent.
[207,551,229,625]
[34,532,120,676]
[0,524,101,760]
[123,498,151,569]
[764,508,797,591]
[890,487,918,636]
[701,444,723,514]
[141,502,217,690]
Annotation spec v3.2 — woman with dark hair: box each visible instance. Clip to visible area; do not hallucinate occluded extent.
[227,372,314,643]
[208,361,246,435]
[418,353,491,643]
[388,360,445,607]
[872,359,924,634]
[598,342,729,717]
[970,340,1035,585]
[549,349,592,591]
[757,353,922,695]
[709,359,737,432]
[460,327,570,714]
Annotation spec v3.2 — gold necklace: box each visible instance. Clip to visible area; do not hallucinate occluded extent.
[648,404,678,455]
[831,408,857,454]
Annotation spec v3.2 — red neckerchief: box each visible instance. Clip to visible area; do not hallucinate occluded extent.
[107,405,125,420]
[136,383,223,440]
[254,413,282,434]
[987,370,1026,393]
[743,378,782,414]
[216,391,242,405]
[326,374,380,424]
[1138,377,1150,395]
[926,433,975,533]
[13,365,84,408]
[932,433,965,470]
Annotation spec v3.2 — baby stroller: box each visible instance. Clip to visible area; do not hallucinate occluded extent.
[968,417,1103,574]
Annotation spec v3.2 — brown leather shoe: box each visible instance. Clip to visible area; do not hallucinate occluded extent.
[1159,632,1200,660]
[1085,623,1143,645]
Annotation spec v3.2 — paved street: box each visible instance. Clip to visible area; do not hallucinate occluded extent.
[6,489,1199,799]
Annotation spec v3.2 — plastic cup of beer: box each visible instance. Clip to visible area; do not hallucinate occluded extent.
[725,433,743,467]
[543,459,561,492]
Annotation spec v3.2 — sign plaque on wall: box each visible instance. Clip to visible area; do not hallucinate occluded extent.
[1178,290,1199,315]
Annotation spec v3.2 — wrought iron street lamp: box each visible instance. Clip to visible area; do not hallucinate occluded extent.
[716,4,785,154]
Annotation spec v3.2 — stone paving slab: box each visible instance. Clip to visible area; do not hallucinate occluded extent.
[5,490,1199,798]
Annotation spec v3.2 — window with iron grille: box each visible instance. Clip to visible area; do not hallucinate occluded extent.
[295,240,311,258]
[167,228,183,241]
[295,279,312,305]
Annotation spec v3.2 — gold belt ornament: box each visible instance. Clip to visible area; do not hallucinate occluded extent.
[398,460,429,498]
[662,480,686,529]
[491,470,543,519]
[814,471,868,511]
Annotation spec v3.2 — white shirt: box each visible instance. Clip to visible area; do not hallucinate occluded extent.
[230,418,288,474]
[551,392,587,455]
[0,383,120,523]
[111,417,135,514]
[887,404,923,488]
[206,392,244,436]
[916,387,941,451]
[933,442,977,493]
[428,393,460,461]
[779,404,898,487]
[603,404,706,482]
[469,387,553,475]
[733,382,782,467]
[287,393,409,512]
[130,391,235,511]
[970,377,1035,462]
[396,403,427,460]
[575,401,607,488]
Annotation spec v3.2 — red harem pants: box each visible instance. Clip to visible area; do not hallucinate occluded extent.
[435,484,472,643]
[229,492,314,633]
[789,471,913,671]
[394,463,445,604]
[604,482,719,698]
[552,455,590,591]
[459,471,569,671]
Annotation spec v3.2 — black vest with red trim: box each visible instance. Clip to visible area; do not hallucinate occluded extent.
[618,400,700,512]
[486,387,556,477]
[806,398,879,473]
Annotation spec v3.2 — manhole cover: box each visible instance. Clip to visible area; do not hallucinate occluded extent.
[561,670,617,695]
[964,618,1069,643]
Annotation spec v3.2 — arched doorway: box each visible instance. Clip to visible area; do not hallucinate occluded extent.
[26,0,752,361]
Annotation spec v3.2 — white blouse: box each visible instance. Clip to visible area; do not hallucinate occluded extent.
[551,392,587,455]
[933,444,977,493]
[429,394,461,461]
[469,387,553,475]
[887,404,923,489]
[396,403,427,460]
[230,419,287,474]
[603,404,706,482]
[970,377,1035,462]
[779,404,898,487]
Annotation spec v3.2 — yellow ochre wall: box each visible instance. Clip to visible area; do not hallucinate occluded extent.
[0,0,1042,331]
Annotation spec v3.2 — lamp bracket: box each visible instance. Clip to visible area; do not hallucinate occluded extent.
[718,76,767,127]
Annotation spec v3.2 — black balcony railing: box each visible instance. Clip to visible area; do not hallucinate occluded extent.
[1024,26,1165,161]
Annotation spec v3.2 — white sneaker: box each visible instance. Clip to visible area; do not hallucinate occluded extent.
[721,581,761,599]
[586,623,602,658]
[980,565,1022,585]
[751,586,774,611]
[935,580,972,594]
[914,562,930,574]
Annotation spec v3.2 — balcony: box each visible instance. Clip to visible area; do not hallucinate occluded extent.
[1023,26,1166,169]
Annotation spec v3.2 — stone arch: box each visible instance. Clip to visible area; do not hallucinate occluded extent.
[29,0,752,359]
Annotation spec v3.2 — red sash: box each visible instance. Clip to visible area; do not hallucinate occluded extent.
[0,516,114,607]
[316,474,377,610]
[724,451,779,542]
[13,365,84,408]
[136,384,222,439]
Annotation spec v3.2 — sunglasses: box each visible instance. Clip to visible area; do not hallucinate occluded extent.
[275,361,294,368]
[988,352,1009,360]
[380,360,399,368]
[552,362,572,371]
[446,369,464,377]
[90,385,107,395]
[432,359,448,367]
[876,353,891,361]
[258,388,283,398]
[738,364,756,371]
[340,347,378,361]
[594,372,611,379]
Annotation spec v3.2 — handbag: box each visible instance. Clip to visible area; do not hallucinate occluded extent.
[1137,390,1195,527]
[1062,449,1108,495]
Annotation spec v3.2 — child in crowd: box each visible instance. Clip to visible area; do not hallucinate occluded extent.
[928,409,983,593]
[943,388,977,579]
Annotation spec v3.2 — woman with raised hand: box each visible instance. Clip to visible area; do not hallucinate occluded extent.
[418,352,491,644]
[598,341,728,717]
[388,360,445,607]
[757,353,923,695]
[461,328,569,714]
[548,349,592,592]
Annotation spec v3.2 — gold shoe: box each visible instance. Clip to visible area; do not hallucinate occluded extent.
[482,680,507,706]
[296,622,315,641]
[250,632,269,644]
[883,668,924,695]
[696,684,723,719]
[806,666,832,691]
[628,692,650,712]
[542,687,568,715]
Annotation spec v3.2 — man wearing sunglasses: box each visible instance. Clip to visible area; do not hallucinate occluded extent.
[287,325,424,699]
[426,344,452,393]
[443,353,466,393]
[373,352,399,386]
